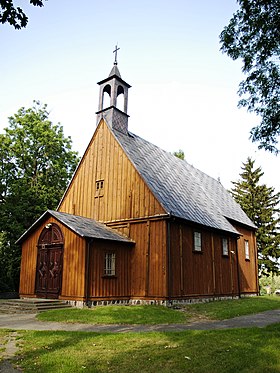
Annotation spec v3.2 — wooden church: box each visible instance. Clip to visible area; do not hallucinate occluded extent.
[18,55,259,306]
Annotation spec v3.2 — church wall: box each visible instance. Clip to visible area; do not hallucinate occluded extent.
[169,221,241,299]
[87,240,131,301]
[108,219,168,300]
[233,224,259,294]
[59,226,86,301]
[58,120,165,222]
[147,219,167,297]
[19,227,41,297]
[19,217,86,300]
[212,235,239,296]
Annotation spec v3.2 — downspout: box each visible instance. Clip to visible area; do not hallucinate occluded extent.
[85,239,92,307]
[211,233,216,299]
[253,231,259,296]
[236,237,241,298]
[167,213,172,306]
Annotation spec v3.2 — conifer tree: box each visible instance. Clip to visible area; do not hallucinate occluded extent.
[231,157,280,274]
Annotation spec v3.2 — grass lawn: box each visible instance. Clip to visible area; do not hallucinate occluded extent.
[0,330,8,359]
[37,305,188,324]
[37,296,280,324]
[16,324,280,373]
[182,295,280,320]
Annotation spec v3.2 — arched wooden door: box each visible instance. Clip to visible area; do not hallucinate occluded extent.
[35,223,64,299]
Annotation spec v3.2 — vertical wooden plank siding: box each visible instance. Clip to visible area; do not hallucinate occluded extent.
[58,120,165,221]
[169,222,249,298]
[110,220,167,300]
[233,224,259,294]
[130,222,147,297]
[88,240,131,300]
[212,235,238,296]
[19,217,86,300]
[148,220,167,297]
[60,228,86,300]
[19,232,39,297]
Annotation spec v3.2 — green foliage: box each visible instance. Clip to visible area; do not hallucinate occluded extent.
[0,101,79,291]
[173,149,185,160]
[231,157,280,273]
[259,272,280,295]
[17,325,280,372]
[220,0,280,153]
[0,0,44,29]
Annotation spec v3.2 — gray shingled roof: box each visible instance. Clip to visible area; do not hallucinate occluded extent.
[113,128,256,235]
[17,210,133,244]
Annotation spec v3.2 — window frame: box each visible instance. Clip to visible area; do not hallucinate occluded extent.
[193,231,202,252]
[244,240,250,261]
[104,252,116,277]
[95,179,104,197]
[222,237,229,257]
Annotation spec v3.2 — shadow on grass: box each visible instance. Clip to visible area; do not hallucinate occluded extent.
[18,323,280,373]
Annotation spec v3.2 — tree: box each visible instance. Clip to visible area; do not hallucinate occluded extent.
[220,0,280,154]
[0,101,80,291]
[173,149,185,160]
[231,157,280,274]
[0,0,44,29]
[259,271,280,295]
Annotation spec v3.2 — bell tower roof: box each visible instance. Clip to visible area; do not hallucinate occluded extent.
[109,63,121,78]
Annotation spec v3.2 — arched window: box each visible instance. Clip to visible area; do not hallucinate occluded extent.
[38,223,64,246]
[102,84,111,109]
[116,85,125,111]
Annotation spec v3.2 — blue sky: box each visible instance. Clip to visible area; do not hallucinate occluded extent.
[1,0,279,190]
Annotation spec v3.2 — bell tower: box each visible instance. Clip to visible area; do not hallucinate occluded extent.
[96,46,131,134]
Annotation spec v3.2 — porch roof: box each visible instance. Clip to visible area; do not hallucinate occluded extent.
[16,210,134,245]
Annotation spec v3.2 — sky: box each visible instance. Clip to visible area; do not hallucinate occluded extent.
[0,0,279,191]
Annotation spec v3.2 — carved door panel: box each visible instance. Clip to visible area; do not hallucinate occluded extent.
[36,249,48,293]
[36,224,64,299]
[47,247,63,297]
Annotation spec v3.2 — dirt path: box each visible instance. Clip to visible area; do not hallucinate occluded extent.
[0,331,22,372]
[0,309,280,332]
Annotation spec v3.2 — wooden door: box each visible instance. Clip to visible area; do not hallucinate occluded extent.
[35,224,64,299]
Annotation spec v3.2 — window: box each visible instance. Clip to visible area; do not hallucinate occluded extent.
[244,240,250,260]
[104,253,116,276]
[95,179,104,197]
[194,231,202,252]
[222,238,229,256]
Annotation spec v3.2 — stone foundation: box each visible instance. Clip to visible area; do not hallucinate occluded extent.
[65,294,259,309]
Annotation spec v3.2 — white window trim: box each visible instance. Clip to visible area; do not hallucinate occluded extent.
[244,240,250,260]
[194,231,202,252]
[222,238,229,256]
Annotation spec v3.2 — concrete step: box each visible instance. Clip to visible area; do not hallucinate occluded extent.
[0,298,72,313]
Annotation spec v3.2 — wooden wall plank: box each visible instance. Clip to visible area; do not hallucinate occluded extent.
[148,220,167,297]
[169,221,257,299]
[19,217,86,299]
[88,240,131,299]
[58,121,165,222]
[233,224,259,294]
